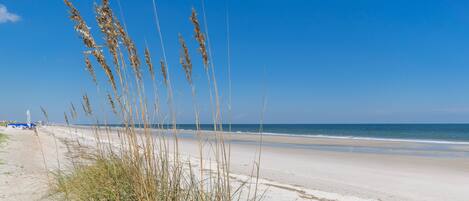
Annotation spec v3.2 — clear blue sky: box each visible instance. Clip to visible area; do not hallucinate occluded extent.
[2,0,469,124]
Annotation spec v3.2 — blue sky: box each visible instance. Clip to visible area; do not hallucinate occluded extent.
[2,0,469,124]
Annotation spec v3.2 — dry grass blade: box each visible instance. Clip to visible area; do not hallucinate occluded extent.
[178,34,192,83]
[190,8,209,69]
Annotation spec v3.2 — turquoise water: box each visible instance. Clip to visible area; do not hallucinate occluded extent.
[172,124,469,144]
[100,124,469,156]
[102,124,469,143]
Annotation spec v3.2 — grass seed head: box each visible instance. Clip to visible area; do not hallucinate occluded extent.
[107,93,117,114]
[82,94,93,116]
[160,59,168,85]
[64,112,70,125]
[144,47,155,81]
[64,0,97,49]
[114,17,141,80]
[95,0,120,68]
[70,102,78,120]
[85,55,98,85]
[190,8,209,69]
[178,34,193,83]
[40,106,49,121]
[92,49,117,91]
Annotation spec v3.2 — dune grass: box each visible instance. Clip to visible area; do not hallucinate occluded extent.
[0,133,7,145]
[55,155,163,201]
[0,133,7,165]
[45,0,263,200]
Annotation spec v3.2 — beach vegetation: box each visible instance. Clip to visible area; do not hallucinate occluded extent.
[0,121,13,127]
[0,133,7,145]
[0,133,7,165]
[46,0,263,200]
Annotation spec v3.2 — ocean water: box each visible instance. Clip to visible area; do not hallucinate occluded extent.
[101,123,469,156]
[171,124,469,144]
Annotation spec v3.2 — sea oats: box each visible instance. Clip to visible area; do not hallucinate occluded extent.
[64,0,116,91]
[81,102,88,117]
[114,17,141,80]
[85,55,98,85]
[95,0,120,69]
[107,93,117,114]
[92,49,117,91]
[40,106,49,121]
[160,59,167,85]
[190,8,208,69]
[64,112,70,125]
[178,34,192,83]
[82,94,93,116]
[71,102,78,120]
[64,0,97,49]
[60,2,242,201]
[145,47,155,81]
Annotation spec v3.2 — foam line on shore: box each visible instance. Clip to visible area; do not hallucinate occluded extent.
[177,128,469,145]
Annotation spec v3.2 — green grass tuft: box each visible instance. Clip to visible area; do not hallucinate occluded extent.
[53,156,137,201]
[0,133,7,145]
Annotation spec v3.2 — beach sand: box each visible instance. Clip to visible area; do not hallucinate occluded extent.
[1,125,468,201]
[0,127,69,201]
[176,129,469,201]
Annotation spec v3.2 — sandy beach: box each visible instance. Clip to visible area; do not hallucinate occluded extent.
[173,129,469,201]
[1,125,469,201]
[0,127,68,201]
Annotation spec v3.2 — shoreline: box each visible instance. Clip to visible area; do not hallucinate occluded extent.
[74,124,469,145]
[67,124,469,158]
[181,128,469,145]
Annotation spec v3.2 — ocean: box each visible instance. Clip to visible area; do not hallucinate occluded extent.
[99,123,469,156]
[171,124,469,144]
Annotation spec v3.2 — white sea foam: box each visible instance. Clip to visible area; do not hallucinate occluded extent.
[177,128,469,145]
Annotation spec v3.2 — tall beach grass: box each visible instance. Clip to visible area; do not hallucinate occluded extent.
[42,0,264,200]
